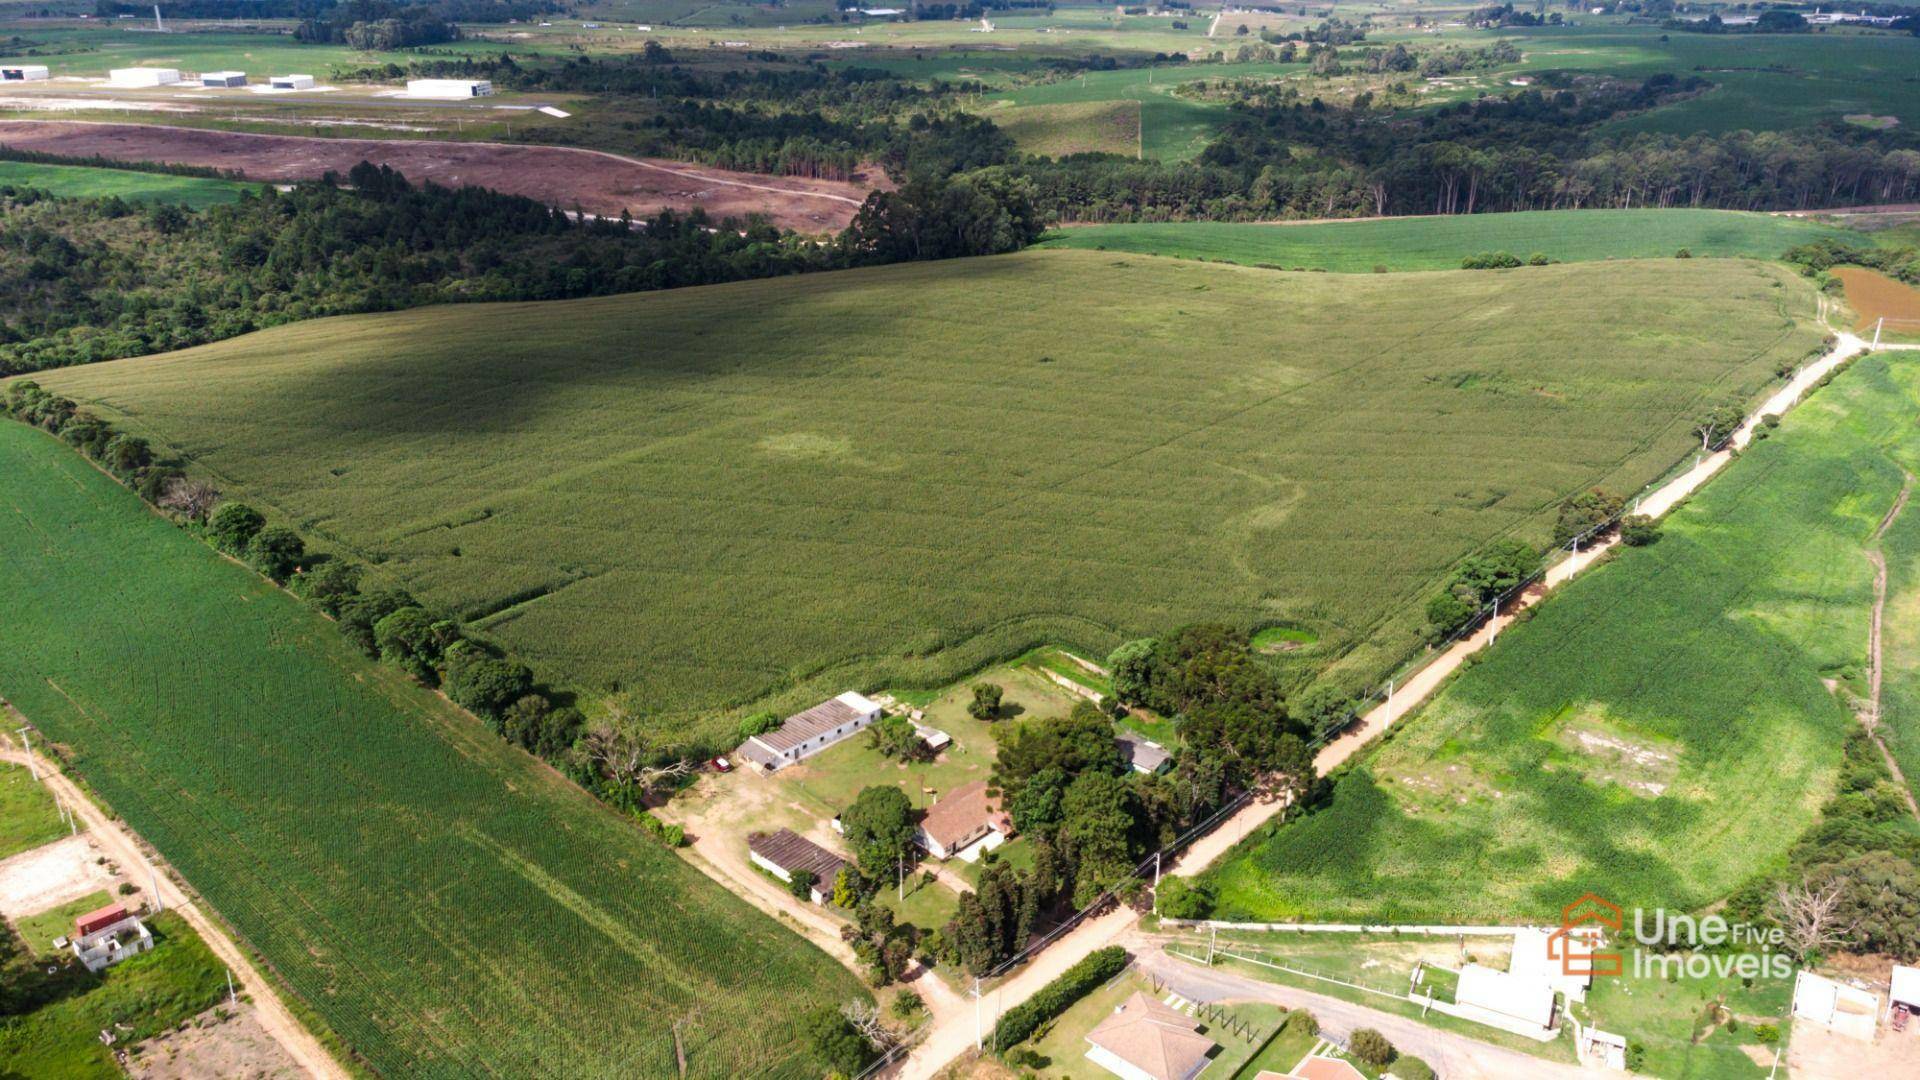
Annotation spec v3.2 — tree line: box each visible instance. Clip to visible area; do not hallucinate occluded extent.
[0,159,1043,375]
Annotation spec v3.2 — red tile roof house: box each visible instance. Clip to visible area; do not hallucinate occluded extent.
[736,692,883,771]
[915,779,1014,861]
[747,828,849,905]
[70,902,153,973]
[1084,991,1217,1080]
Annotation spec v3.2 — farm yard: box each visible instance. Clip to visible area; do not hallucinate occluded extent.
[1041,210,1862,273]
[1197,354,1919,925]
[0,121,873,232]
[26,250,1823,748]
[0,421,866,1078]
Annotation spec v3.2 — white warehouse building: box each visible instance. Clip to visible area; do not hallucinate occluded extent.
[109,67,182,87]
[406,78,493,99]
[200,70,247,87]
[270,73,315,90]
[1,64,50,81]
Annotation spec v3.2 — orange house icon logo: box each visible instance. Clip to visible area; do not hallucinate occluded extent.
[1549,893,1623,978]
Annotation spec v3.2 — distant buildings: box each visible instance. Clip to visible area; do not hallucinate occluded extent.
[200,70,247,88]
[1117,731,1172,775]
[737,691,883,771]
[270,74,316,90]
[69,902,153,973]
[1,64,49,81]
[406,78,494,99]
[108,67,181,87]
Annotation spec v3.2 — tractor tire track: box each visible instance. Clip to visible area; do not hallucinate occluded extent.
[1864,469,1920,822]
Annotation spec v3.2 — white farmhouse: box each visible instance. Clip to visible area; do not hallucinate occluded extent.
[1,64,50,81]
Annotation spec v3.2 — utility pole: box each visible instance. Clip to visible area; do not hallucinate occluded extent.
[148,862,163,912]
[1874,317,1884,349]
[1208,923,1217,965]
[226,967,237,1005]
[972,979,982,1050]
[897,853,903,902]
[16,726,38,780]
[1487,601,1500,646]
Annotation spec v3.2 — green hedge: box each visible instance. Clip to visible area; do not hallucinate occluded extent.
[992,945,1128,1050]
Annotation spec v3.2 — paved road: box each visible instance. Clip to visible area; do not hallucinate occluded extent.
[1135,948,1598,1080]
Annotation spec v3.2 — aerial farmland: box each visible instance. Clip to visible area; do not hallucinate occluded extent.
[3,1,1920,1077]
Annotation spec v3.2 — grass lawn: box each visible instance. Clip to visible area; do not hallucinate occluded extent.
[26,251,1822,748]
[0,161,261,208]
[876,872,964,934]
[1040,210,1859,273]
[0,911,225,1079]
[1194,930,1510,999]
[1199,353,1916,925]
[1579,966,1792,1080]
[0,421,865,1078]
[1230,1019,1320,1080]
[10,891,114,960]
[0,761,64,860]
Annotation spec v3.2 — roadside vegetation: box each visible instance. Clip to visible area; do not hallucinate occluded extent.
[0,420,868,1078]
[21,253,1819,747]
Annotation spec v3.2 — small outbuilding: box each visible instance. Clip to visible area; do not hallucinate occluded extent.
[1792,970,1879,1041]
[200,70,246,87]
[108,67,181,87]
[406,78,494,99]
[1888,963,1920,1022]
[1117,731,1172,775]
[747,828,847,904]
[1453,963,1559,1036]
[270,74,316,90]
[1,64,50,81]
[70,902,153,972]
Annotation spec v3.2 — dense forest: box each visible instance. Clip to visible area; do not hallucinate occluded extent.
[0,161,1042,374]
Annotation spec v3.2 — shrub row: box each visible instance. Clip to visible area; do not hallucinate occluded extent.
[991,945,1129,1050]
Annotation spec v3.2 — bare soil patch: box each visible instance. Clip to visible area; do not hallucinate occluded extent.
[1835,267,1920,331]
[0,120,873,232]
[128,1003,302,1080]
[0,833,118,917]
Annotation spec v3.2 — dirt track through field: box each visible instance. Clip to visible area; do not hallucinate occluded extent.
[1864,471,1920,821]
[0,120,873,232]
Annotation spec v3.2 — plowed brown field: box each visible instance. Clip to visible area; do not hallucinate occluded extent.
[0,120,873,231]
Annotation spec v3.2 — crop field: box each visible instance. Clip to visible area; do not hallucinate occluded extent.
[1197,356,1920,924]
[0,160,260,207]
[27,251,1822,747]
[0,422,865,1077]
[989,99,1140,158]
[1041,210,1858,272]
[1836,266,1920,345]
[982,60,1304,161]
[1499,25,1920,135]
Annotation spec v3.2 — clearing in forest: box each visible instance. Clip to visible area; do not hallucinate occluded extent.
[0,423,866,1078]
[1199,355,1920,924]
[27,251,1822,747]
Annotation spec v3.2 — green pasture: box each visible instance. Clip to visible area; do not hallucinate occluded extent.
[0,422,865,1077]
[1582,964,1793,1080]
[0,911,225,1079]
[11,891,114,959]
[1198,355,1920,924]
[0,761,64,860]
[984,60,1303,161]
[0,26,560,78]
[1868,359,1920,806]
[1501,25,1920,134]
[1041,210,1859,272]
[27,251,1821,748]
[0,160,260,207]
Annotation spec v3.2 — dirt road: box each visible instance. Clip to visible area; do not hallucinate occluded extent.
[0,728,348,1080]
[896,330,1870,1078]
[0,120,874,232]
